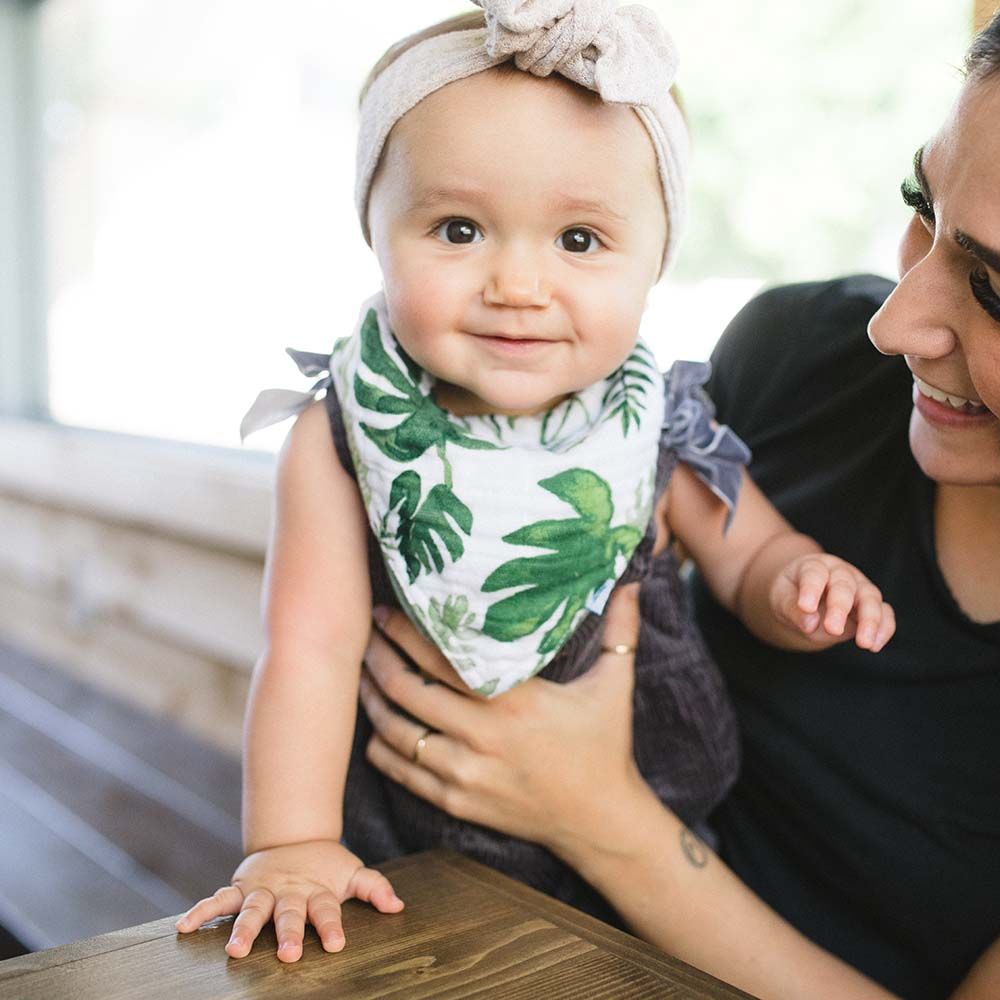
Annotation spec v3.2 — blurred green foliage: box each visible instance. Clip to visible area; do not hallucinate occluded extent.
[653,0,970,281]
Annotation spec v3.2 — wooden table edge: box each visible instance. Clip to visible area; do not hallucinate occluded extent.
[0,848,756,998]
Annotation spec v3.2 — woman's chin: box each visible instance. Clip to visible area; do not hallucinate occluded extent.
[909,410,1000,487]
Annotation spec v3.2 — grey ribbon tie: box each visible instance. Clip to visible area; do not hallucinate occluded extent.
[238,348,333,443]
[661,360,752,532]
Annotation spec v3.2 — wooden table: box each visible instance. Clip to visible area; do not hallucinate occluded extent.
[0,849,754,999]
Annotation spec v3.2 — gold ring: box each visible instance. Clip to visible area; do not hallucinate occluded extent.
[412,728,433,764]
[600,643,635,656]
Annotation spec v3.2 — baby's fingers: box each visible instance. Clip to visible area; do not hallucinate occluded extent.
[175,885,244,933]
[348,865,405,914]
[820,567,863,636]
[226,888,275,959]
[853,587,888,649]
[772,573,820,633]
[308,891,346,953]
[273,892,309,963]
[794,559,831,617]
[871,601,896,652]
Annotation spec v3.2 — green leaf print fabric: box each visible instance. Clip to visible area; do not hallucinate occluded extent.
[327,292,665,697]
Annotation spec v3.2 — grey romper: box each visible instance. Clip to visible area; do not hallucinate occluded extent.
[325,361,747,926]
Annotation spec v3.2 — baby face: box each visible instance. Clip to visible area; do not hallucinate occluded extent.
[366,68,667,417]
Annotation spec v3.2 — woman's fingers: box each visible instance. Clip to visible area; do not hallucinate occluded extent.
[175,884,244,933]
[598,583,641,651]
[225,888,275,958]
[366,731,464,818]
[585,583,641,698]
[360,674,468,784]
[307,891,346,953]
[363,632,487,743]
[273,892,308,963]
[373,605,464,688]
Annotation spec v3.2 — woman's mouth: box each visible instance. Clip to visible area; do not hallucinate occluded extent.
[913,375,995,427]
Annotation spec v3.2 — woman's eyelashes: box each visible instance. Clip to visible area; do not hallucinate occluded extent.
[898,176,1000,324]
[431,218,604,254]
[970,269,1000,323]
[901,176,935,224]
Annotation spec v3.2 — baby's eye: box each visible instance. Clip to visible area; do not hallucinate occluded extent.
[434,219,483,245]
[558,227,603,254]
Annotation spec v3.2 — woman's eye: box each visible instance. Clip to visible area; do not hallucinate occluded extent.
[434,219,482,245]
[900,177,935,225]
[970,268,1000,323]
[558,227,602,254]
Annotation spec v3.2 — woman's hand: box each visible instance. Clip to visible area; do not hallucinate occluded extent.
[174,839,403,962]
[360,585,647,861]
[361,589,903,1000]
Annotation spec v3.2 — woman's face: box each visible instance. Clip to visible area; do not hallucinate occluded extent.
[868,76,1000,487]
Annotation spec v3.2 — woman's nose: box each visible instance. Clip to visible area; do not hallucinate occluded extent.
[868,226,959,360]
[483,244,551,308]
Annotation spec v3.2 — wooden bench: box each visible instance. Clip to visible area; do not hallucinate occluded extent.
[0,640,243,957]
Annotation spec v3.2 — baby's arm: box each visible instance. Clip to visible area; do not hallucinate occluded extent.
[176,401,402,959]
[665,463,895,652]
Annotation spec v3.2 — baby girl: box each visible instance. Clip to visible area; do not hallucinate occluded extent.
[177,0,895,962]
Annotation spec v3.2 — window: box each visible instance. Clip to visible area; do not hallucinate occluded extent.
[20,0,971,450]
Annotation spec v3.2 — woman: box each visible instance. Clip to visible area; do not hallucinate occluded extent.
[357,15,1000,1000]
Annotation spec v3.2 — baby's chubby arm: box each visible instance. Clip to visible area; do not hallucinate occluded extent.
[663,464,895,652]
[176,401,403,960]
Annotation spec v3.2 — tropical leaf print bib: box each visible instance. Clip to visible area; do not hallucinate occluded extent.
[331,293,665,698]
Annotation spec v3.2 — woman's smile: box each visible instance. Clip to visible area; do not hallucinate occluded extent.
[912,373,996,427]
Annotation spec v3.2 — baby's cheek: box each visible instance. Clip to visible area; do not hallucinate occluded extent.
[582,280,646,355]
[384,278,451,356]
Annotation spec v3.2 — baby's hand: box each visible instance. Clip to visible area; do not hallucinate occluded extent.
[174,839,403,963]
[770,553,895,651]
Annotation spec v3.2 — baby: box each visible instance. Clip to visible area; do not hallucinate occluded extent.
[177,0,895,962]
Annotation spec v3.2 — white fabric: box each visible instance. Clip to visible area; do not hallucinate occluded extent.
[333,292,664,696]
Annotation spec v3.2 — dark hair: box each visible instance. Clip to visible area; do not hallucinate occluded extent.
[966,9,1000,81]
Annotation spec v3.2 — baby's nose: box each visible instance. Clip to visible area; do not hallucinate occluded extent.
[484,246,550,308]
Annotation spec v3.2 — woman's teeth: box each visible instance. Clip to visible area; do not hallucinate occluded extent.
[914,375,989,413]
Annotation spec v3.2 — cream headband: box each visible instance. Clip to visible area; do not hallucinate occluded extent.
[355,0,689,275]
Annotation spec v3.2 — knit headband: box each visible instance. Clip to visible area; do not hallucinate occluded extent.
[355,0,689,275]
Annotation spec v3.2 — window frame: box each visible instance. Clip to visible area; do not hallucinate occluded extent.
[0,0,273,555]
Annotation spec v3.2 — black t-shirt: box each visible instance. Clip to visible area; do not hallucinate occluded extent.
[690,276,1000,999]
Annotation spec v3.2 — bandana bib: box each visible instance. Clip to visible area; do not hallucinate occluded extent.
[327,294,663,696]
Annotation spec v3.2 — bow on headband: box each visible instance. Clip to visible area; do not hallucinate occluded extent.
[473,0,679,109]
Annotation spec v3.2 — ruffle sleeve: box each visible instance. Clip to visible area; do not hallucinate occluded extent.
[661,360,751,532]
[238,348,333,443]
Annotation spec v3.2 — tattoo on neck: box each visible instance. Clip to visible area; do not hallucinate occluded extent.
[680,826,709,869]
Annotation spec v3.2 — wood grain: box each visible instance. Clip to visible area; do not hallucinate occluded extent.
[0,641,242,950]
[0,850,756,999]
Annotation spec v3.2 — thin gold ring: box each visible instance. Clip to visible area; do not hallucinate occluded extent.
[600,643,635,656]
[412,728,433,764]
